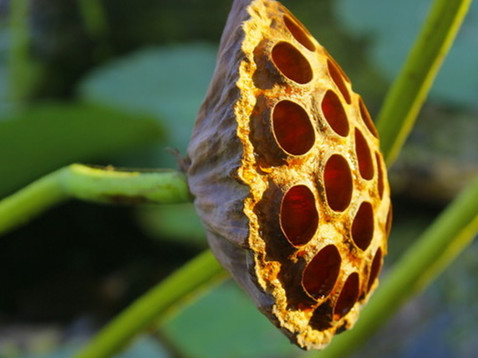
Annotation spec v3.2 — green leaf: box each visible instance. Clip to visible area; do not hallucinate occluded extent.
[0,102,162,197]
[78,44,217,166]
[162,281,301,358]
[115,336,169,358]
[336,0,478,108]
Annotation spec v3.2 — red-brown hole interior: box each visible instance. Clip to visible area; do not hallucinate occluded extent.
[327,59,351,104]
[302,245,341,299]
[271,42,312,84]
[355,128,374,180]
[272,100,315,155]
[323,154,353,212]
[351,201,374,251]
[367,248,383,292]
[321,90,349,137]
[328,56,350,82]
[359,97,378,137]
[334,272,359,319]
[386,204,393,237]
[280,185,318,246]
[376,153,384,199]
[283,15,316,52]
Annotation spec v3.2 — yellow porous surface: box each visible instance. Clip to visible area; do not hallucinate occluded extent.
[187,0,392,350]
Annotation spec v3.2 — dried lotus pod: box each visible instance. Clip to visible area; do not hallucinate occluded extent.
[187,0,392,350]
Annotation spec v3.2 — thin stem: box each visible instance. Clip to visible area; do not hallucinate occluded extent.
[308,174,478,358]
[74,250,227,358]
[376,0,472,166]
[0,164,191,236]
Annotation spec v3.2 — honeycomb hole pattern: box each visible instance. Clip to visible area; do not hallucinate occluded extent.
[323,154,353,212]
[327,59,351,104]
[187,0,392,350]
[302,245,341,299]
[283,15,316,51]
[355,128,374,180]
[280,185,319,246]
[334,272,360,320]
[367,248,383,291]
[359,97,378,138]
[271,42,313,84]
[351,201,374,251]
[321,90,349,137]
[272,100,315,155]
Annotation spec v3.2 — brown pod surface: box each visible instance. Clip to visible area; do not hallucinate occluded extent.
[187,0,391,350]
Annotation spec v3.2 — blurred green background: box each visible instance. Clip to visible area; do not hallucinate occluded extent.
[0,0,477,357]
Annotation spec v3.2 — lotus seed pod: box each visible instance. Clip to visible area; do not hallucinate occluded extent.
[187,0,392,350]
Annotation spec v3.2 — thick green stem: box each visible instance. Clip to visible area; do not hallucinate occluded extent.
[376,0,472,165]
[63,164,191,204]
[308,175,478,358]
[0,164,190,236]
[74,250,227,358]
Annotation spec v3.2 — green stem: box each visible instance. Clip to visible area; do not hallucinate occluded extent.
[0,164,190,236]
[0,169,68,235]
[376,0,472,166]
[74,250,227,358]
[308,174,478,358]
[64,164,191,204]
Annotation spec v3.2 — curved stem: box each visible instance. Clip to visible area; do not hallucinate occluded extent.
[308,174,478,358]
[0,164,191,236]
[74,250,227,358]
[376,0,472,166]
[0,168,69,235]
